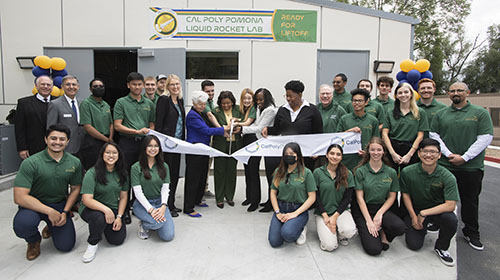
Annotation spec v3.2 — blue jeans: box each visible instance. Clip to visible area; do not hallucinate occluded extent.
[133,198,175,241]
[268,200,309,248]
[13,201,75,252]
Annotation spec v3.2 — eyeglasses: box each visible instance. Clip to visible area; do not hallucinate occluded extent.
[333,81,343,84]
[420,149,439,155]
[352,99,365,103]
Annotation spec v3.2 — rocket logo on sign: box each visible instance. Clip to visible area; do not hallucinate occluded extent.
[153,10,178,37]
[330,136,345,148]
[245,142,260,153]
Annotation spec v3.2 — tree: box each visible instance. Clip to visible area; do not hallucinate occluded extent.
[335,0,472,94]
[463,24,500,93]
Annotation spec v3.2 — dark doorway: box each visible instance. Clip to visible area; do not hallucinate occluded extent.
[94,50,137,109]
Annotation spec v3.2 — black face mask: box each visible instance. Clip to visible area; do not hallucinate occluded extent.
[283,155,297,165]
[92,87,105,97]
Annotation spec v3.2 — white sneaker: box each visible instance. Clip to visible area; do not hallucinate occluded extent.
[138,221,150,240]
[82,244,98,263]
[296,226,307,245]
[339,238,349,246]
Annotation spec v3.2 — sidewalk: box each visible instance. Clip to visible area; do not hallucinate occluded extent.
[0,175,456,280]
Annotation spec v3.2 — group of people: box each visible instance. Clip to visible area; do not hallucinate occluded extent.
[12,71,493,267]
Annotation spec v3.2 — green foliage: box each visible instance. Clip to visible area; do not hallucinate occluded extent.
[464,24,500,93]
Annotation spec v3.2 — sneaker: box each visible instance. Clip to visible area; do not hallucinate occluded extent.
[296,226,307,245]
[427,223,440,233]
[26,240,41,261]
[138,221,150,240]
[434,248,455,267]
[339,238,349,246]
[82,244,98,263]
[464,235,484,251]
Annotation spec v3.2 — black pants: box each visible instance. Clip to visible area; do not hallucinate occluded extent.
[80,207,126,246]
[80,134,107,170]
[404,212,457,251]
[352,203,407,256]
[452,170,484,239]
[164,152,181,211]
[244,156,262,206]
[119,136,143,214]
[184,154,209,213]
[263,157,281,204]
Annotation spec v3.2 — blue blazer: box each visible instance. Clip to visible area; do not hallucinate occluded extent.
[186,108,224,145]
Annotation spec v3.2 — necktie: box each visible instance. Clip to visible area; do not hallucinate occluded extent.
[71,100,78,120]
[43,98,48,103]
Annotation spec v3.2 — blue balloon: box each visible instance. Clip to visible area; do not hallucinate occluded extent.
[412,81,419,90]
[32,66,50,77]
[53,76,63,88]
[421,71,433,80]
[396,71,407,81]
[52,69,68,77]
[399,80,409,85]
[406,69,421,83]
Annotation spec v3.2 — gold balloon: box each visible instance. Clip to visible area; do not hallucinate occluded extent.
[400,59,415,72]
[51,57,67,71]
[34,56,51,69]
[32,86,38,94]
[51,86,60,97]
[415,59,431,72]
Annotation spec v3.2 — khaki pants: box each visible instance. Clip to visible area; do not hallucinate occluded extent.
[315,211,357,251]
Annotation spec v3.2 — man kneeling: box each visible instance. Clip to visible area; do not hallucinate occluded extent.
[400,138,459,266]
[13,124,82,260]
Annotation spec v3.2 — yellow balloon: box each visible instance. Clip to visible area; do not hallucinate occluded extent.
[59,89,65,97]
[414,89,420,101]
[34,56,51,69]
[51,86,60,97]
[32,86,38,94]
[51,57,67,71]
[415,59,431,72]
[400,59,415,72]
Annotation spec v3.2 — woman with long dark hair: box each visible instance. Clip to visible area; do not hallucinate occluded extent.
[131,135,174,241]
[80,142,128,263]
[241,88,277,212]
[268,142,316,248]
[352,137,406,256]
[155,74,185,218]
[313,144,357,251]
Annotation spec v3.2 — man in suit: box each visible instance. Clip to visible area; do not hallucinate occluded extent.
[47,75,84,156]
[15,75,54,159]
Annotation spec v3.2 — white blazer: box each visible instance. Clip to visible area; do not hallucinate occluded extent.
[242,106,277,139]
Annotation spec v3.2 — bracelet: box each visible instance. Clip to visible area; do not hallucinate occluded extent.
[116,214,123,219]
[275,209,280,214]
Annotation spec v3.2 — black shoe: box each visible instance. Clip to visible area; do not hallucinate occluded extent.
[173,207,182,213]
[382,242,390,251]
[217,202,224,209]
[427,223,440,233]
[259,204,273,213]
[241,200,250,206]
[464,235,484,251]
[247,204,259,212]
[124,211,132,224]
[227,201,235,207]
[434,248,455,266]
[170,210,179,217]
[259,201,269,207]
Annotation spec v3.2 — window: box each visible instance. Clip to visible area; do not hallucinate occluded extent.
[491,108,500,127]
[186,52,238,80]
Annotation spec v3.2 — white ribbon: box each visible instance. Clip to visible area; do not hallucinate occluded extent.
[148,130,362,164]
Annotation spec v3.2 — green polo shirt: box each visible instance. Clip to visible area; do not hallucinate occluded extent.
[346,100,386,125]
[383,107,429,142]
[143,93,160,105]
[431,101,494,171]
[203,99,215,113]
[79,168,129,213]
[80,96,112,136]
[373,96,394,113]
[14,150,82,204]
[271,167,317,204]
[318,101,347,133]
[417,98,447,138]
[313,166,354,215]
[354,163,399,204]
[337,112,380,170]
[113,94,155,137]
[333,90,351,111]
[244,106,257,120]
[130,162,170,199]
[400,163,459,212]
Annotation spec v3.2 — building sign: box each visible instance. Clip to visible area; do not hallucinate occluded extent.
[149,8,317,42]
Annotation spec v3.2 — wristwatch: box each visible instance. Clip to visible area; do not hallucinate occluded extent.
[116,214,123,219]
[275,209,280,214]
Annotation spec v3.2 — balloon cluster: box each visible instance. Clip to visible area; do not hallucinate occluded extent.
[31,56,68,97]
[396,59,433,90]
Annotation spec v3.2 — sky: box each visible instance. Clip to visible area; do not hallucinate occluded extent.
[464,0,500,43]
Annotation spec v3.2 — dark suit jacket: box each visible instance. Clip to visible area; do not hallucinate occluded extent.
[211,105,243,153]
[14,95,50,155]
[47,95,84,154]
[155,96,186,140]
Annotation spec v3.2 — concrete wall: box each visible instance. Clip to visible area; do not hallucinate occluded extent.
[0,0,414,119]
